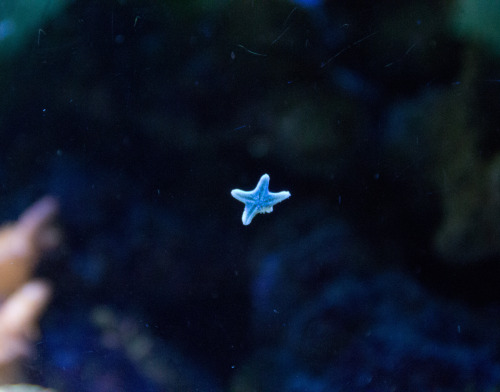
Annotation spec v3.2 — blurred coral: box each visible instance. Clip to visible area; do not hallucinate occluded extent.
[0,197,60,298]
[0,197,60,384]
[0,385,56,392]
[90,306,221,391]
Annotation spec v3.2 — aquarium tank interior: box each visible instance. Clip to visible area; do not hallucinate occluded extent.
[1,0,500,391]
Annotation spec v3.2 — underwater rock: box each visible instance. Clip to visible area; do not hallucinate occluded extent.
[236,267,500,390]
[384,48,500,264]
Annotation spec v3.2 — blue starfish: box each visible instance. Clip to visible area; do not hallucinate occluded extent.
[231,174,291,225]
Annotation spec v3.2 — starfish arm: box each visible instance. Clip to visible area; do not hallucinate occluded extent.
[231,189,255,204]
[267,190,291,205]
[255,174,270,199]
[242,204,260,225]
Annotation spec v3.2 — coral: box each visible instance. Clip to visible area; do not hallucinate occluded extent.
[90,306,222,391]
[0,197,60,385]
[0,386,55,392]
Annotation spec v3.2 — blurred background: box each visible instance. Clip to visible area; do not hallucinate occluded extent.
[1,0,500,390]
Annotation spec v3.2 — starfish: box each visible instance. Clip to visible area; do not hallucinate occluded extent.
[231,174,291,225]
